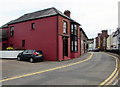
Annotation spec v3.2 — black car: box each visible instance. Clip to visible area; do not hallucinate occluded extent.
[17,50,44,63]
[93,48,99,52]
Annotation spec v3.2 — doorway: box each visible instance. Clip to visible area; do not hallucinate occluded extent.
[63,37,68,57]
[2,43,7,50]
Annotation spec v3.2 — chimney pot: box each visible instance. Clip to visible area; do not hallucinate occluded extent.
[64,10,71,17]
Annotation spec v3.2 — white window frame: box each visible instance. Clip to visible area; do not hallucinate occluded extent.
[10,26,14,36]
[63,21,67,34]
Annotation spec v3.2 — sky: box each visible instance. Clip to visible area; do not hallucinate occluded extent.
[0,0,119,38]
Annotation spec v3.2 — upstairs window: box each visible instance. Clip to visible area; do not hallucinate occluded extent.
[31,23,35,30]
[63,21,67,34]
[74,25,78,35]
[71,24,74,34]
[70,23,78,36]
[10,26,14,36]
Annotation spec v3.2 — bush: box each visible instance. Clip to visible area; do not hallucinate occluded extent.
[6,47,14,50]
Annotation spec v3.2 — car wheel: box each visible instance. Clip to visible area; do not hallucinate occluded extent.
[17,57,21,61]
[30,58,34,63]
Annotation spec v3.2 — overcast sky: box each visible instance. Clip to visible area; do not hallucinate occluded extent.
[0,0,119,38]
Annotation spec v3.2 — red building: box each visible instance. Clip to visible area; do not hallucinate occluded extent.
[95,30,109,51]
[0,25,8,50]
[1,7,81,61]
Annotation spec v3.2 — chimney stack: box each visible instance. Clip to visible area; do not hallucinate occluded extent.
[98,33,101,36]
[64,10,71,17]
[102,30,107,33]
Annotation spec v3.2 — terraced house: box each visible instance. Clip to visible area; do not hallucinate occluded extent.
[0,7,81,61]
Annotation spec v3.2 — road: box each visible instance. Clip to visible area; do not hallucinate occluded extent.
[1,52,120,86]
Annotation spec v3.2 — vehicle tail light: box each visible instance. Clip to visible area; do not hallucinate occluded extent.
[33,52,37,55]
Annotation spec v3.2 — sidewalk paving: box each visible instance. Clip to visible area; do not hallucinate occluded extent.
[106,52,119,60]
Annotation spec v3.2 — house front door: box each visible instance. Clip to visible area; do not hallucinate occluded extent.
[63,37,68,58]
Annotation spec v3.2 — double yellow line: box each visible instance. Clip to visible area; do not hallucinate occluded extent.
[98,53,120,87]
[0,52,93,82]
[1,52,118,85]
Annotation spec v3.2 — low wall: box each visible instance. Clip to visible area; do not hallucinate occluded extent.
[0,50,23,58]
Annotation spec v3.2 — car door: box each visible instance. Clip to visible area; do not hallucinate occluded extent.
[27,50,34,59]
[22,50,29,60]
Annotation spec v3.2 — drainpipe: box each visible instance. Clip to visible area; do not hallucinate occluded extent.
[56,15,59,61]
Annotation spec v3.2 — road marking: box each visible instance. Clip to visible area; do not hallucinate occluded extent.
[113,76,120,85]
[0,52,93,82]
[98,53,120,87]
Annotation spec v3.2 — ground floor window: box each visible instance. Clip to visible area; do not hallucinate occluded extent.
[22,40,25,47]
[75,40,78,51]
[71,36,78,52]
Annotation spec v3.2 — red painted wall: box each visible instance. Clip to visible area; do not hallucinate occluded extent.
[7,14,81,61]
[8,16,58,61]
[58,15,81,60]
[58,16,71,60]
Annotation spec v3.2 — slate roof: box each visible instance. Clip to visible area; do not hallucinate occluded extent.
[80,28,88,39]
[0,20,14,29]
[1,7,80,29]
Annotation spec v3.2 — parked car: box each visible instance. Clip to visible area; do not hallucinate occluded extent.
[17,50,44,63]
[88,48,94,52]
[93,48,99,52]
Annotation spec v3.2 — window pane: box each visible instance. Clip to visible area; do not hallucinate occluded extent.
[22,40,25,47]
[75,25,77,29]
[23,50,28,53]
[63,29,66,33]
[28,50,34,53]
[75,46,77,51]
[74,25,77,35]
[75,41,77,45]
[71,41,74,51]
[71,24,74,34]
[10,26,14,36]
[63,21,67,33]
[71,46,74,51]
[74,30,76,35]
[32,23,35,29]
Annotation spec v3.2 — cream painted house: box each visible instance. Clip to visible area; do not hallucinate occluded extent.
[107,32,114,50]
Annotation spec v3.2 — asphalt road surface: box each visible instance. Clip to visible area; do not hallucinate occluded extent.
[1,52,119,86]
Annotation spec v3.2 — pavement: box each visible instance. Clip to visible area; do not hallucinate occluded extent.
[1,52,119,86]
